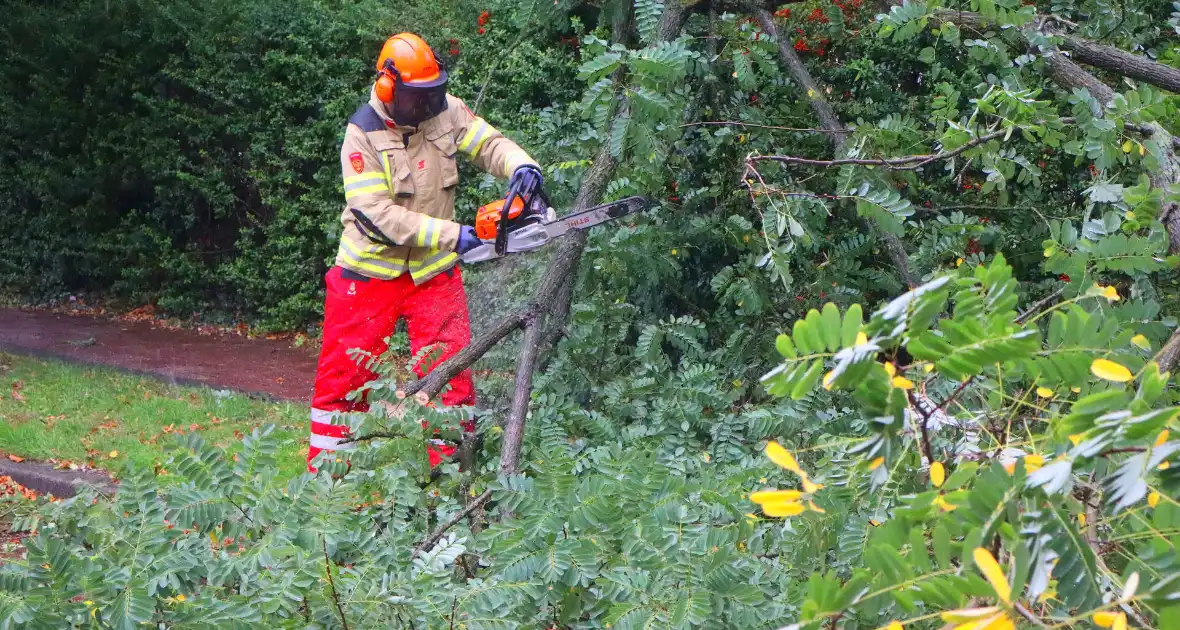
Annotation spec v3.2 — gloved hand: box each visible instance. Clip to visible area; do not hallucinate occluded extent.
[508,164,544,200]
[456,225,482,254]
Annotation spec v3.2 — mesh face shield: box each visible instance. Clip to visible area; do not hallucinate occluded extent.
[392,72,449,127]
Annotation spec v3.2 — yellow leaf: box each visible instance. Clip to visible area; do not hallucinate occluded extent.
[855,331,868,346]
[1101,285,1120,301]
[765,442,805,476]
[1131,334,1150,350]
[1024,454,1045,473]
[1155,430,1169,447]
[933,495,958,512]
[762,501,805,517]
[823,370,836,391]
[1122,139,1134,153]
[1139,142,1146,157]
[807,500,825,513]
[108,450,119,458]
[1071,386,1081,393]
[1161,461,1171,470]
[1078,513,1087,527]
[930,461,946,488]
[671,248,678,255]
[175,594,186,603]
[1069,433,1084,446]
[84,601,94,607]
[973,547,1012,604]
[883,362,897,378]
[749,490,803,505]
[886,622,903,630]
[1114,613,1127,630]
[807,88,815,98]
[1035,386,1054,398]
[892,376,914,390]
[940,607,1001,623]
[869,456,885,470]
[1148,492,1160,508]
[801,477,824,493]
[956,257,964,267]
[1093,612,1120,628]
[1091,358,1134,383]
[924,363,934,373]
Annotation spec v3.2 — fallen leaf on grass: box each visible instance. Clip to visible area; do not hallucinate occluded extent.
[188,423,201,432]
[108,451,119,459]
[10,380,25,402]
[6,455,24,463]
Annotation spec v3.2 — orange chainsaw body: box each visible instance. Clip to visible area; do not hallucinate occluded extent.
[475,197,527,240]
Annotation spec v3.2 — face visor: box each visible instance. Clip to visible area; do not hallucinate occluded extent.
[392,72,449,127]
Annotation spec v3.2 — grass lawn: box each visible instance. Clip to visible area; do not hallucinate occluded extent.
[0,352,309,482]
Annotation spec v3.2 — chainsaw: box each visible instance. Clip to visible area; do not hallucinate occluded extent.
[459,191,657,264]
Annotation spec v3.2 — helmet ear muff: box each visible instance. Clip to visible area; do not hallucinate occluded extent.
[375,74,396,103]
[375,59,400,103]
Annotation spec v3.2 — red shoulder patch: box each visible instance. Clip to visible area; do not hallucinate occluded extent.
[349,152,364,173]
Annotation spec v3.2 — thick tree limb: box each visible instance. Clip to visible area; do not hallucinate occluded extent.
[398,305,531,402]
[752,5,915,286]
[499,317,547,475]
[1058,34,1180,95]
[752,8,847,152]
[1153,331,1180,375]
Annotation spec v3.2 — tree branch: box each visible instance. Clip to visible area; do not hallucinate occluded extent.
[1153,330,1180,374]
[1058,33,1180,95]
[323,537,351,630]
[410,489,493,559]
[749,127,1011,170]
[750,4,915,287]
[751,7,846,152]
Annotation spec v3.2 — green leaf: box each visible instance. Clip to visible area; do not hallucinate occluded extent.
[821,302,842,352]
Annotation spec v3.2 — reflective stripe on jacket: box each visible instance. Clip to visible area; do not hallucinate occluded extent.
[335,89,538,283]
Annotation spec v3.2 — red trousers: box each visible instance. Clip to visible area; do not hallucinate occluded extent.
[308,265,475,472]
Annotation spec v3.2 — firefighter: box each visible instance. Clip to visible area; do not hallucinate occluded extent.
[307,32,542,472]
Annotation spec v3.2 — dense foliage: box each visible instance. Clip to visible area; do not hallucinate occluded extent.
[3,0,1180,627]
[0,0,580,329]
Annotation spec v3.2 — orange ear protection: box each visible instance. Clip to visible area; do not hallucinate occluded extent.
[375,59,399,104]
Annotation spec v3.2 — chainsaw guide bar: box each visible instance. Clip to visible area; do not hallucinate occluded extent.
[460,195,656,264]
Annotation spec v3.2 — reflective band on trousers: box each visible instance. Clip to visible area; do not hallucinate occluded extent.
[309,408,357,451]
[309,433,355,450]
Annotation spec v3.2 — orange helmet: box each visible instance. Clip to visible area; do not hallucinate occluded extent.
[374,33,446,102]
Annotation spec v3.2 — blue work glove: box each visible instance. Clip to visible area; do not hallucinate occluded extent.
[508,164,544,200]
[456,225,482,254]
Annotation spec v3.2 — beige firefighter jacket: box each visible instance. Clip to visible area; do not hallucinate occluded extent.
[335,88,538,283]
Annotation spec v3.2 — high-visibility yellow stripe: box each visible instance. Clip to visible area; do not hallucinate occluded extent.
[458,120,494,157]
[345,184,388,200]
[344,173,385,185]
[381,152,393,192]
[416,217,440,248]
[410,251,458,279]
[338,238,406,278]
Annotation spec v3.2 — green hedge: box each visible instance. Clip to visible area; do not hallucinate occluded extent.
[0,0,581,330]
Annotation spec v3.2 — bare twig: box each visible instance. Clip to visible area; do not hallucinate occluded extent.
[1014,603,1049,628]
[1016,287,1064,324]
[681,120,854,134]
[411,489,493,559]
[749,127,1011,171]
[323,537,351,630]
[907,390,937,464]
